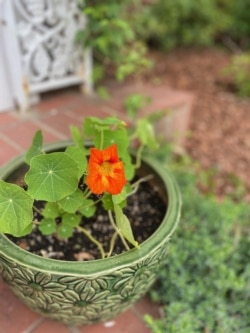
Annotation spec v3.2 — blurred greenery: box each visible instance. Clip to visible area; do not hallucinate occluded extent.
[76,0,153,85]
[133,0,250,51]
[76,0,250,96]
[223,53,250,97]
[77,0,250,55]
[145,151,250,333]
[134,0,232,50]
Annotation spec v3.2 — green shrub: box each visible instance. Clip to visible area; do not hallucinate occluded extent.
[226,0,250,49]
[135,0,232,50]
[224,53,250,97]
[146,160,250,332]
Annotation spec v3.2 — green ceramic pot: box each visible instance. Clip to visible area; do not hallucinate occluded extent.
[0,142,181,326]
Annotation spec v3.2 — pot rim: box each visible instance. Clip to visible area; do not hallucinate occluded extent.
[0,141,181,275]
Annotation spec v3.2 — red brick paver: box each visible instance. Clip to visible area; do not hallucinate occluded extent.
[0,276,159,333]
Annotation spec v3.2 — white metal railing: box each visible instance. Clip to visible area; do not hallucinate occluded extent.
[0,0,92,113]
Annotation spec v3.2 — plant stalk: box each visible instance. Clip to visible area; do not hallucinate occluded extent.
[108,210,130,251]
[76,225,106,259]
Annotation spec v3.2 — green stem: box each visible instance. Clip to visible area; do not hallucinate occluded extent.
[76,225,106,259]
[82,189,102,206]
[32,205,43,215]
[108,210,130,251]
[135,144,144,169]
[82,187,89,196]
[128,132,137,141]
[82,189,92,200]
[107,231,118,257]
[128,174,154,197]
[100,129,104,149]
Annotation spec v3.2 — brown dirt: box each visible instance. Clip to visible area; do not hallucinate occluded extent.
[8,164,166,261]
[149,47,250,201]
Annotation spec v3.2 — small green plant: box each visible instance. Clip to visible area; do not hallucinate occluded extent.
[145,157,250,333]
[0,116,159,259]
[224,53,250,97]
[123,93,152,119]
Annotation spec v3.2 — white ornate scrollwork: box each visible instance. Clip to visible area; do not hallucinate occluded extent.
[13,0,88,88]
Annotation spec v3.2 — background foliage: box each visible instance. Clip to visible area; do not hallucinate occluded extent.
[226,0,250,49]
[223,53,250,97]
[134,0,232,51]
[133,0,250,51]
[77,0,250,95]
[76,0,152,84]
[77,0,250,55]
[145,153,250,333]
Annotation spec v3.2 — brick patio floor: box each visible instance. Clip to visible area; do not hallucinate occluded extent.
[0,84,193,333]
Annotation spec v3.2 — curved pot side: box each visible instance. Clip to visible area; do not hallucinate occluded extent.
[0,143,181,325]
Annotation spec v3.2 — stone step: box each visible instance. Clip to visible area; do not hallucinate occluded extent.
[104,83,195,148]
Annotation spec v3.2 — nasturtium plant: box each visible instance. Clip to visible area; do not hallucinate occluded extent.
[38,218,57,236]
[25,152,80,201]
[65,146,88,178]
[58,189,85,213]
[62,213,81,227]
[114,204,139,249]
[0,181,33,236]
[25,130,43,164]
[78,199,96,218]
[0,116,159,258]
[42,202,60,218]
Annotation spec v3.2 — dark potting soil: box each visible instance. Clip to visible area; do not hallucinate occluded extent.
[9,180,166,261]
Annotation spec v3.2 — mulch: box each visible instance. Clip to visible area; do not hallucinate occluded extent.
[148,47,250,201]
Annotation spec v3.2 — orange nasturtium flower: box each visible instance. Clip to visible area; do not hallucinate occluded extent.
[86,144,126,195]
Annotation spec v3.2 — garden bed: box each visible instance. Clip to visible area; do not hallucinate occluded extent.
[149,47,250,201]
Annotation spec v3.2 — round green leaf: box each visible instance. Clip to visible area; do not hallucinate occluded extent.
[57,224,74,239]
[62,213,81,227]
[38,218,56,235]
[101,193,113,210]
[58,189,84,213]
[42,202,60,218]
[112,187,127,205]
[79,199,96,218]
[96,128,129,156]
[25,152,79,202]
[122,152,135,181]
[65,146,87,179]
[0,181,33,236]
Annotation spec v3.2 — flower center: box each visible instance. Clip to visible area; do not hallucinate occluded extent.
[100,161,112,175]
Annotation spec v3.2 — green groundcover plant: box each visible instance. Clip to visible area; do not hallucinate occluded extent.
[145,155,250,333]
[0,116,158,259]
[224,53,250,97]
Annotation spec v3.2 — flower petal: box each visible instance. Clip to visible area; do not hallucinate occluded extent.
[86,144,126,195]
